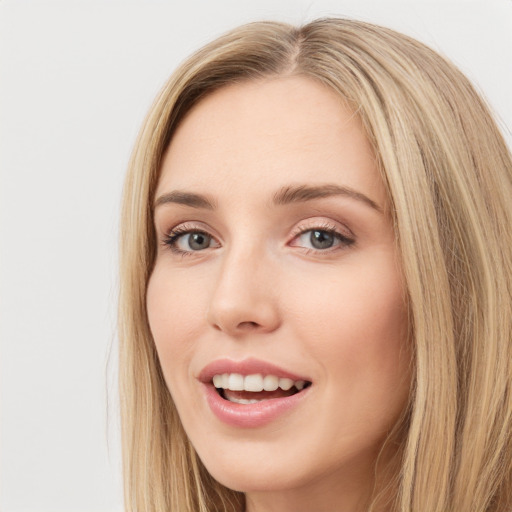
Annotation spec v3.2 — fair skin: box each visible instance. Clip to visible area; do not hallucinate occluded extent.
[147,76,411,512]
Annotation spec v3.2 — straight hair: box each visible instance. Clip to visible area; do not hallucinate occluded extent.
[119,18,512,511]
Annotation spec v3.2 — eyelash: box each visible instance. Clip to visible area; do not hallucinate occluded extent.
[161,224,214,257]
[289,222,355,254]
[161,222,355,257]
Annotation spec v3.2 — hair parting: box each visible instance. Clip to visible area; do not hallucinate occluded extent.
[119,17,512,512]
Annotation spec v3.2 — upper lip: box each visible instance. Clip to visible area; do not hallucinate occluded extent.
[198,357,311,383]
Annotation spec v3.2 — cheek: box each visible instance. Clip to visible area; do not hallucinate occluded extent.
[286,256,410,399]
[146,266,206,376]
[289,256,406,342]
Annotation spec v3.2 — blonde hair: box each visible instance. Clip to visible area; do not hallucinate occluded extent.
[119,18,512,512]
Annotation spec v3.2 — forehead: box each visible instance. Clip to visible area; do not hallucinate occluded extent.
[157,76,385,207]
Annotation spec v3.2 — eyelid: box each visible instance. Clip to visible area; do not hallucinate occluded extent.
[159,217,355,256]
[289,218,354,240]
[163,221,220,239]
[160,221,221,255]
[287,218,356,253]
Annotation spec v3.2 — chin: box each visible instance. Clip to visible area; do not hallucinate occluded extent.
[192,431,378,496]
[202,458,306,494]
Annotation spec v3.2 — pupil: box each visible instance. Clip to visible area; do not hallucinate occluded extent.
[189,233,209,250]
[311,230,334,249]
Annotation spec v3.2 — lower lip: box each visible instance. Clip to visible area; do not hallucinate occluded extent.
[202,383,310,428]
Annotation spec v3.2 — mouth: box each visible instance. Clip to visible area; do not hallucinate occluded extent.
[212,373,312,404]
[199,358,312,427]
[197,358,313,428]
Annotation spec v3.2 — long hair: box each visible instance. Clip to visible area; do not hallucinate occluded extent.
[118,18,512,511]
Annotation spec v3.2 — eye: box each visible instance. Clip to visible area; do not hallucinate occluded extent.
[163,227,220,254]
[291,227,354,252]
[303,230,337,249]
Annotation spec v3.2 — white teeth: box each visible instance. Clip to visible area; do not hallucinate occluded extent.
[226,397,263,405]
[278,378,294,391]
[228,373,244,391]
[212,373,308,392]
[295,380,306,391]
[263,375,279,391]
[244,374,264,392]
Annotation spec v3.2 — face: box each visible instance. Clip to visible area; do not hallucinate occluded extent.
[147,76,410,509]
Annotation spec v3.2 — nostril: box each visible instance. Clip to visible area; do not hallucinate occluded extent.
[238,321,260,330]
[210,320,259,332]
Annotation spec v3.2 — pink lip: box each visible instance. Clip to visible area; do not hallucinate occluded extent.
[198,358,312,428]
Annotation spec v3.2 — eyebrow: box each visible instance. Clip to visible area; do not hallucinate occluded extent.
[272,184,383,212]
[153,183,382,213]
[154,191,216,210]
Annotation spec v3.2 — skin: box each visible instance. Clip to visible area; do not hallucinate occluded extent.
[147,76,411,512]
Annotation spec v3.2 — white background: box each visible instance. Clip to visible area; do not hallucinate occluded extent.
[1,1,511,511]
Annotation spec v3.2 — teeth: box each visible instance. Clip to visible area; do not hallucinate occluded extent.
[212,373,308,392]
[226,397,263,405]
[227,373,244,391]
[295,380,306,391]
[278,378,294,391]
[263,375,279,391]
[245,374,264,392]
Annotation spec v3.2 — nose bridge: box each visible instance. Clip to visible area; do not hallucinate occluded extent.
[207,240,280,334]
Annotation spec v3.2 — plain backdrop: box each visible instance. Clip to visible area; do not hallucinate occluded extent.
[1,1,511,511]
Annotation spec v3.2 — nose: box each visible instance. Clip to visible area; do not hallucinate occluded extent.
[206,247,281,336]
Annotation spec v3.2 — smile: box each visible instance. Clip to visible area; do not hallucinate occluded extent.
[199,359,312,427]
[213,373,310,404]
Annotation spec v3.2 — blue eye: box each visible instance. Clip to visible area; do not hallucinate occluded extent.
[308,230,336,249]
[164,229,218,253]
[294,229,354,251]
[162,224,354,256]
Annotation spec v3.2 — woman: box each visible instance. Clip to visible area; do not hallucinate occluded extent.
[118,18,512,512]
